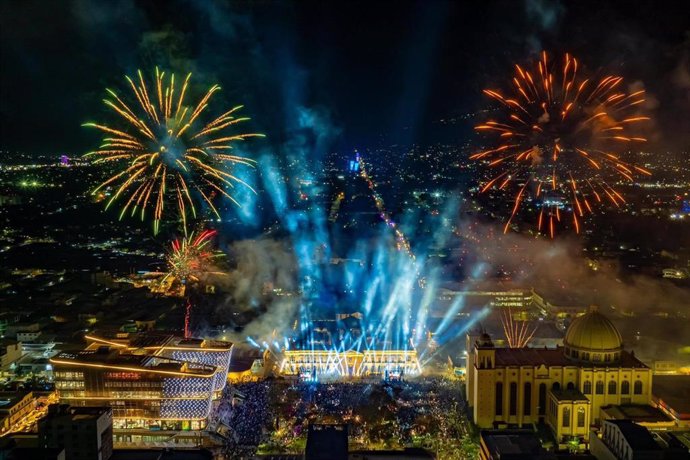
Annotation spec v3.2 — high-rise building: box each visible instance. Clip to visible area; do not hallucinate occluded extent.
[38,404,113,460]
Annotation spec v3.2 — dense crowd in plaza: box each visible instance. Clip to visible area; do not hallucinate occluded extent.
[215,377,477,458]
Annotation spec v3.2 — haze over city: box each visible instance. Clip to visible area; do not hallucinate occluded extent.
[0,1,689,459]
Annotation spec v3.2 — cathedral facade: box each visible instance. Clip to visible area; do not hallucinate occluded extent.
[465,306,653,443]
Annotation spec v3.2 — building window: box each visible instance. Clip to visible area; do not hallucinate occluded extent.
[596,381,604,395]
[583,380,592,394]
[55,381,84,389]
[524,383,531,416]
[621,380,630,395]
[509,382,518,416]
[634,380,643,395]
[552,382,560,391]
[539,383,546,415]
[563,406,571,427]
[495,382,503,416]
[608,381,617,395]
[567,382,575,391]
[577,407,586,427]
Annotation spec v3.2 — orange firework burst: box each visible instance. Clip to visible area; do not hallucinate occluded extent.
[473,52,652,238]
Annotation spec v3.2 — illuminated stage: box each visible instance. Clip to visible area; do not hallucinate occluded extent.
[278,348,422,381]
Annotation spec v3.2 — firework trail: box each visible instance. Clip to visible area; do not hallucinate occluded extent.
[163,229,225,338]
[501,308,537,348]
[473,52,651,238]
[85,68,264,234]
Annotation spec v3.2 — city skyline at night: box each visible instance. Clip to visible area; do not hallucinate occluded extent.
[1,1,689,459]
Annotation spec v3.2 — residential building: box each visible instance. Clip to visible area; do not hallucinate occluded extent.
[0,391,34,433]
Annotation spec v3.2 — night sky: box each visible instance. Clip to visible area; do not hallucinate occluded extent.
[1,0,689,154]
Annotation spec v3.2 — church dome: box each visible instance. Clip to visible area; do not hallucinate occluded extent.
[563,306,622,363]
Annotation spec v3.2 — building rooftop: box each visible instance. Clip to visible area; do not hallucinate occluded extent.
[227,344,262,373]
[85,330,232,351]
[480,429,556,459]
[606,419,661,451]
[0,391,32,411]
[551,388,588,402]
[43,404,111,422]
[305,424,348,460]
[600,404,673,423]
[51,347,217,377]
[492,346,647,369]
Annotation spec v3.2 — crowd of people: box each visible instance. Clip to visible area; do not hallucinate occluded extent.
[213,376,476,458]
[216,382,272,457]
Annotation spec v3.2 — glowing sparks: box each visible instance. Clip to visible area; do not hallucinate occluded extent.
[474,52,652,237]
[162,229,225,338]
[501,308,537,348]
[85,68,264,234]
[164,229,225,287]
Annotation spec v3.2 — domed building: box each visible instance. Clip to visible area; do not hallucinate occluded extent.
[564,305,623,364]
[465,306,652,446]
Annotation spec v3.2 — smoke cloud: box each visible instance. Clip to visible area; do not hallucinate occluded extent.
[523,0,565,52]
[462,222,690,313]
